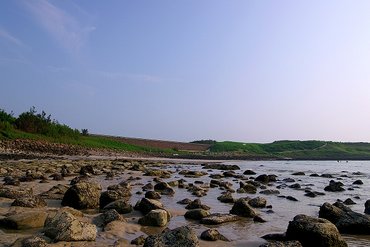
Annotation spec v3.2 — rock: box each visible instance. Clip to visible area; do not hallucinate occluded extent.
[135,198,164,215]
[238,182,257,194]
[145,191,161,199]
[154,182,175,195]
[244,169,256,175]
[324,180,345,192]
[200,229,229,241]
[249,197,267,208]
[255,174,270,184]
[353,180,363,185]
[79,165,96,175]
[143,225,199,247]
[139,209,171,227]
[144,169,172,178]
[304,191,325,198]
[254,215,267,223]
[292,172,305,176]
[70,175,88,185]
[321,174,334,178]
[262,233,287,241]
[103,199,133,214]
[289,183,301,189]
[100,182,132,208]
[3,176,20,186]
[61,181,102,209]
[185,199,210,210]
[286,196,298,202]
[97,209,125,227]
[365,200,370,214]
[0,211,47,229]
[39,184,69,200]
[259,241,303,247]
[44,211,97,241]
[230,198,257,217]
[179,170,207,177]
[11,196,47,208]
[142,183,154,191]
[260,189,280,195]
[50,173,64,181]
[200,213,240,225]
[21,236,47,247]
[0,186,33,199]
[319,202,370,234]
[286,214,347,247]
[283,178,295,183]
[184,209,210,220]
[177,198,192,205]
[131,235,146,245]
[202,164,240,170]
[217,192,234,203]
[343,198,356,205]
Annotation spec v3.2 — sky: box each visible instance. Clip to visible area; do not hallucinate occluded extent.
[1,0,370,143]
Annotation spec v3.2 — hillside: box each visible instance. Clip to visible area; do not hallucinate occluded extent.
[2,107,370,160]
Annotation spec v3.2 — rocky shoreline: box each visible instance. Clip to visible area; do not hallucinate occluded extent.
[0,157,369,246]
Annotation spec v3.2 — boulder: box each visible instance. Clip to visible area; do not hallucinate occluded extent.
[61,181,101,209]
[96,209,125,227]
[365,200,370,214]
[11,196,47,208]
[0,186,33,199]
[184,209,210,220]
[238,182,257,194]
[44,211,97,241]
[244,169,257,175]
[0,211,47,229]
[185,199,210,210]
[324,180,345,192]
[286,214,347,247]
[200,229,229,241]
[230,198,257,217]
[200,213,240,225]
[319,202,370,234]
[134,198,164,215]
[154,182,175,195]
[217,192,235,203]
[143,225,199,247]
[249,197,267,208]
[260,189,280,195]
[79,165,96,175]
[103,199,133,214]
[138,209,171,227]
[145,191,161,199]
[100,182,131,208]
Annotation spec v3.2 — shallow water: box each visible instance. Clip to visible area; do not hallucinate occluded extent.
[116,160,370,247]
[1,159,370,246]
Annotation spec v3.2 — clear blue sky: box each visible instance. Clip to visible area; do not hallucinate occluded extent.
[1,0,370,142]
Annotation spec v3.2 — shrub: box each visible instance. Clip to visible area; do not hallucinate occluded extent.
[81,129,89,136]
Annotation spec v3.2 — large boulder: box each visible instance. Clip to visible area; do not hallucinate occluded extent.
[154,182,175,195]
[0,211,48,230]
[286,214,347,247]
[365,200,370,214]
[230,198,257,218]
[11,196,47,208]
[249,197,267,208]
[61,181,101,209]
[319,202,370,234]
[324,180,345,192]
[135,198,165,215]
[99,182,131,208]
[95,209,125,227]
[143,225,199,247]
[44,211,97,241]
[138,209,171,226]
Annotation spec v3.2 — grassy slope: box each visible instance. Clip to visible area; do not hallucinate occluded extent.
[2,128,370,159]
[0,129,175,154]
[210,140,370,160]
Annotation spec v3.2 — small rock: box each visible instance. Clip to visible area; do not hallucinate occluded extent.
[184,209,210,220]
[200,229,229,241]
[138,209,171,227]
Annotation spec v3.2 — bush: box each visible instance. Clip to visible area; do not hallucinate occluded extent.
[0,109,15,124]
[81,129,89,136]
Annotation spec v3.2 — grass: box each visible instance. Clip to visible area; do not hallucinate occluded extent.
[0,128,176,154]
